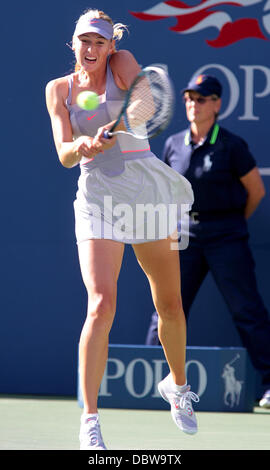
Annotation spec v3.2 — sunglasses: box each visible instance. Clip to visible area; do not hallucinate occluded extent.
[184,96,217,105]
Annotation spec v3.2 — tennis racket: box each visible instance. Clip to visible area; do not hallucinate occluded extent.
[104,65,174,140]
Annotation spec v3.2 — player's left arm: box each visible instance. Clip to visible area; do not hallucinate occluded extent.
[110,49,142,90]
[109,50,155,126]
[240,167,266,219]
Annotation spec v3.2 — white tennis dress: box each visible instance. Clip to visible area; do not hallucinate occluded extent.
[66,60,194,244]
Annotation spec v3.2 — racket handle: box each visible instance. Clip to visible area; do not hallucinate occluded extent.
[104,129,113,139]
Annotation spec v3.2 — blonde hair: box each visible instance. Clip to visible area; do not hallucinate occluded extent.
[73,9,128,71]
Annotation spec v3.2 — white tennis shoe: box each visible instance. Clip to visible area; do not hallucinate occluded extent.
[158,374,199,435]
[79,414,107,450]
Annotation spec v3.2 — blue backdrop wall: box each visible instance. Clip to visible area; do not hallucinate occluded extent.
[1,0,270,395]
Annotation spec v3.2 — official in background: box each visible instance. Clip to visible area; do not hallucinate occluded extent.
[146,74,270,409]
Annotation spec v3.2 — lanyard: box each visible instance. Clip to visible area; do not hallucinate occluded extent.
[210,123,219,144]
[185,123,219,146]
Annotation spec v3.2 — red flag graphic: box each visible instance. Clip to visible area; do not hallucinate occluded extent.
[206,17,267,47]
[130,0,268,48]
[169,10,217,32]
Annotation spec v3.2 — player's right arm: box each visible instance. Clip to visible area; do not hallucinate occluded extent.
[45,77,101,168]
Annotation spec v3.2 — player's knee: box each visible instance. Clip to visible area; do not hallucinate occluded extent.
[86,290,116,330]
[157,296,184,322]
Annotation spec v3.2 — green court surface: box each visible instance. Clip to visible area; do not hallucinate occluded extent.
[0,395,269,451]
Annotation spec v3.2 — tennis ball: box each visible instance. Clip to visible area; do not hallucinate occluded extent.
[76,91,99,111]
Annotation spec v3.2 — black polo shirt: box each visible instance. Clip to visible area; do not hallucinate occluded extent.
[163,124,256,216]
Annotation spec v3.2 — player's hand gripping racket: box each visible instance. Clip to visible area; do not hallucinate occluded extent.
[103,65,174,141]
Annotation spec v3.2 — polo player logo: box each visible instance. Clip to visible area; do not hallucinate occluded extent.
[130,0,270,48]
[203,155,213,172]
[221,354,243,408]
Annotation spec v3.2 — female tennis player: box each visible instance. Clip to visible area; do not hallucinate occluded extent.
[46,8,199,450]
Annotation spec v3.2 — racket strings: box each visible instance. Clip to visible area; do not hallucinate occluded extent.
[125,69,174,139]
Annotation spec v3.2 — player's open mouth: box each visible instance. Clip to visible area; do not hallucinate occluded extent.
[85,56,97,63]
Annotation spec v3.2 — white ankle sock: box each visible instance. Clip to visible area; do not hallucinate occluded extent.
[170,375,187,392]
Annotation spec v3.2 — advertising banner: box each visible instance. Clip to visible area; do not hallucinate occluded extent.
[78,345,256,412]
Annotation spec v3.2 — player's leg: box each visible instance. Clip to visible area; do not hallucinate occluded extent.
[134,236,186,384]
[133,236,199,434]
[78,239,124,413]
[145,241,208,345]
[77,239,124,449]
